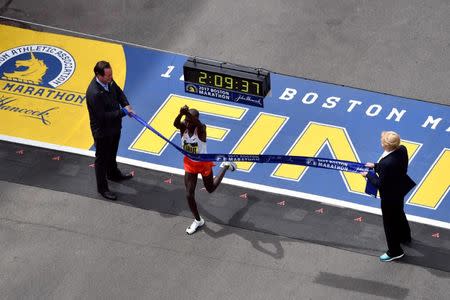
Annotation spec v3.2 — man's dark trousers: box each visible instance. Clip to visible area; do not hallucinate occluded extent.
[94,132,121,193]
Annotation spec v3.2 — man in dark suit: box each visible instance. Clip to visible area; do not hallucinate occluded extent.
[86,61,135,200]
[362,131,416,262]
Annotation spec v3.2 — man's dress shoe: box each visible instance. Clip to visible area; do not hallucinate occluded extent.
[108,173,133,182]
[100,191,117,200]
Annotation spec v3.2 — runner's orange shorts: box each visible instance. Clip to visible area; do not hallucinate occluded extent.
[184,156,215,176]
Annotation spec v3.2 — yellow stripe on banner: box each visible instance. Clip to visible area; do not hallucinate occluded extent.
[130,95,247,155]
[272,122,368,194]
[0,25,126,149]
[409,148,450,209]
[401,140,421,161]
[230,113,288,171]
[207,125,230,141]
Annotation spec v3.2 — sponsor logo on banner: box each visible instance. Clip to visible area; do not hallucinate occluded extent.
[0,44,75,87]
[185,83,197,93]
[0,45,85,126]
[0,95,57,125]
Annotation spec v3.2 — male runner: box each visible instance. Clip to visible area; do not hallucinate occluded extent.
[173,105,237,234]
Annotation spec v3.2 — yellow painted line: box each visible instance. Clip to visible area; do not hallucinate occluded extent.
[230,113,288,171]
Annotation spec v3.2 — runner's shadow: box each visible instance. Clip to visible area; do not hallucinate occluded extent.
[199,193,286,259]
[116,175,288,259]
[113,172,288,259]
[109,168,450,272]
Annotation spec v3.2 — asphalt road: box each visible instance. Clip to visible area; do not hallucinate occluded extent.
[1,0,449,106]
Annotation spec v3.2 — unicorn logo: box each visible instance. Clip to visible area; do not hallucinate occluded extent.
[185,83,197,93]
[306,158,317,166]
[2,52,48,85]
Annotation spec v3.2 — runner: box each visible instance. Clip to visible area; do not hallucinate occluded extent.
[173,105,237,234]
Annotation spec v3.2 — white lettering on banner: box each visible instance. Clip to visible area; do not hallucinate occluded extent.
[161,65,174,78]
[347,100,362,112]
[302,92,318,104]
[366,104,382,117]
[386,108,406,122]
[317,162,349,171]
[198,86,230,100]
[278,88,448,132]
[422,116,442,130]
[279,88,297,100]
[322,96,341,109]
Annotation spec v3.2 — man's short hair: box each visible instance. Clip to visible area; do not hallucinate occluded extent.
[94,61,111,76]
[189,108,199,118]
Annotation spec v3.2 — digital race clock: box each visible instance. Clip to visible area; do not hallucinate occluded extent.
[183,57,270,107]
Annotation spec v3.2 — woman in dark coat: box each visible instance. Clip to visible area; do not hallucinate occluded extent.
[362,131,416,262]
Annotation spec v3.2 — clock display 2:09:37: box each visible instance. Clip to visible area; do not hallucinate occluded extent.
[198,71,260,95]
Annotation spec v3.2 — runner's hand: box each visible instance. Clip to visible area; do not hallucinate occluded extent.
[180,105,189,115]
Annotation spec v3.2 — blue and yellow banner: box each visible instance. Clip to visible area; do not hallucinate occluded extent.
[1,25,449,228]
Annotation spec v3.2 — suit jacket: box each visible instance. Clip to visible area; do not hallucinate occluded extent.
[366,145,416,201]
[86,78,129,138]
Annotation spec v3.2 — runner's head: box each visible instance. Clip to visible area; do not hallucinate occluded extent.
[185,109,199,129]
[188,109,199,119]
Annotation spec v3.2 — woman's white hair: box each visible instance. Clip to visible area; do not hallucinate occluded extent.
[381,131,400,151]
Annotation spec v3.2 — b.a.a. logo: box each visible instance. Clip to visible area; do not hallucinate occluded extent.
[0,44,85,108]
[0,44,75,87]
